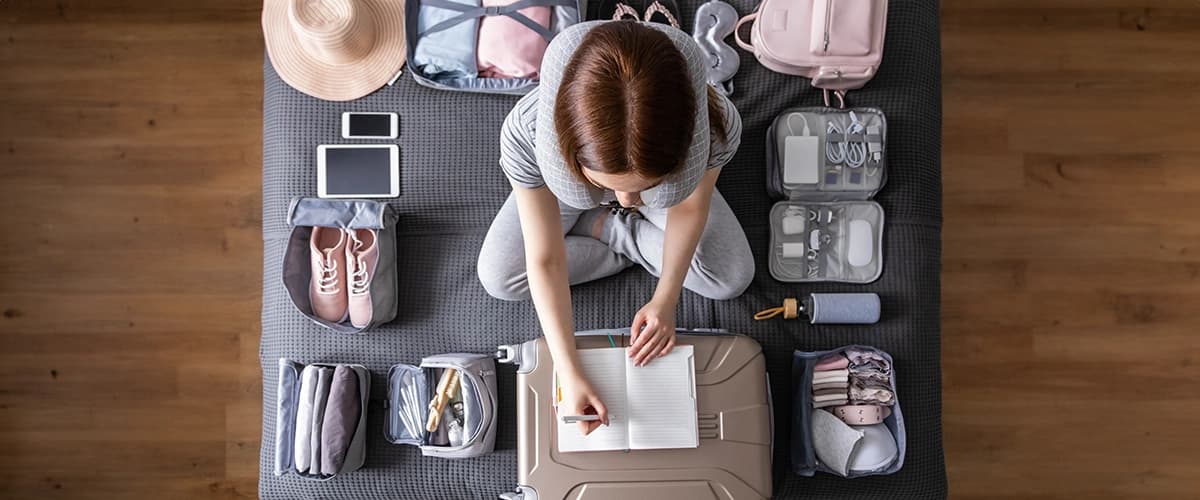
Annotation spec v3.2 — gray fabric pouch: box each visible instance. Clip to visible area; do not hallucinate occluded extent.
[274,359,372,480]
[282,197,399,333]
[405,0,585,94]
[791,346,906,478]
[765,107,888,283]
[385,353,499,458]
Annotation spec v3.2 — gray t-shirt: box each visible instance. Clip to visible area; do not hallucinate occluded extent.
[499,87,742,205]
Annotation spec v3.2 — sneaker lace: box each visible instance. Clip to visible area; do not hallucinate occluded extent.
[316,252,339,295]
[348,236,370,295]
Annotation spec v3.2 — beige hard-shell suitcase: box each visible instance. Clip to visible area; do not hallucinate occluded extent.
[497,329,773,500]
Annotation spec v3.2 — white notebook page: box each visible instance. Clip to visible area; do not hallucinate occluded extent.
[626,345,698,450]
[556,349,630,452]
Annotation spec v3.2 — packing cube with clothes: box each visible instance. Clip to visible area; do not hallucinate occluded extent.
[792,346,906,478]
[406,0,584,93]
[274,360,372,479]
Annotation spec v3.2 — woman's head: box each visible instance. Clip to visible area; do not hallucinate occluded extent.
[553,22,701,200]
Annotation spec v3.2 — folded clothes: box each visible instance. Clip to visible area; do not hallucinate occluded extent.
[814,398,850,409]
[812,368,849,382]
[812,381,849,392]
[293,366,319,473]
[320,366,361,475]
[477,0,551,79]
[413,0,481,79]
[845,348,891,374]
[309,367,334,475]
[850,377,891,391]
[849,386,894,406]
[813,354,850,372]
[813,388,846,398]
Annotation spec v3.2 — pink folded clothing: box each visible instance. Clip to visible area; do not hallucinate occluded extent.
[813,353,850,371]
[476,0,551,79]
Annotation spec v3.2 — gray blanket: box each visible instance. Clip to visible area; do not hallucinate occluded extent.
[259,0,946,498]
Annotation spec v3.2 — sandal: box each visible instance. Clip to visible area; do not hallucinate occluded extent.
[597,0,642,21]
[643,0,681,29]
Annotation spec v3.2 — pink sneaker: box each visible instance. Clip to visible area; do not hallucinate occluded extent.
[309,227,349,323]
[346,228,379,328]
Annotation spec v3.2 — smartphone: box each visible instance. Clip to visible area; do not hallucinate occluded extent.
[317,144,400,198]
[341,112,398,139]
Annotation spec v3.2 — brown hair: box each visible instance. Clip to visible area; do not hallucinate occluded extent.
[554,22,728,184]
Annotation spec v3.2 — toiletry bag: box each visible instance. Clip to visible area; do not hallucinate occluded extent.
[274,359,371,480]
[404,0,584,94]
[282,197,399,333]
[766,107,887,283]
[735,0,887,91]
[792,346,906,478]
[385,353,499,458]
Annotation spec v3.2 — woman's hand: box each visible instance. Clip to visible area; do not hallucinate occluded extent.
[559,371,609,435]
[629,298,677,366]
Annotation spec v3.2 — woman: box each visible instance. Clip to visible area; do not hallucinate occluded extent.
[477,21,754,435]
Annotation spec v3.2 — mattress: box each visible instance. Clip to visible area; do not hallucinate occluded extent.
[259,0,946,498]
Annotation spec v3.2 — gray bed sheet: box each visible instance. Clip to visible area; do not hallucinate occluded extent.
[259,0,945,498]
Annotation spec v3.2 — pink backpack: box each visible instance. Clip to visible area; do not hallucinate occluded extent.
[735,0,887,105]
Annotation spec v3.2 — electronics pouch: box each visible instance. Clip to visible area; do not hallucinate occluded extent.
[766,107,886,283]
[274,359,371,480]
[791,346,906,478]
[404,0,584,94]
[282,197,399,333]
[385,353,499,458]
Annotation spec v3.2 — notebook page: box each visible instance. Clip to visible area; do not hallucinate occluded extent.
[556,348,630,452]
[625,345,698,450]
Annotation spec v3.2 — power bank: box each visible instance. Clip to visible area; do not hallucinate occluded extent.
[783,135,820,184]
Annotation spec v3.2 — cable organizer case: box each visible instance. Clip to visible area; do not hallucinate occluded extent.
[791,346,906,478]
[384,353,499,458]
[282,197,399,333]
[274,359,371,480]
[496,329,773,500]
[765,107,887,283]
[404,0,584,94]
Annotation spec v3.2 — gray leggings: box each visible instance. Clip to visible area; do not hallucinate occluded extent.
[477,189,755,301]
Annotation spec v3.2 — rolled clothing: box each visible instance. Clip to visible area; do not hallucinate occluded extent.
[849,386,894,406]
[477,0,551,78]
[413,0,481,79]
[845,348,891,374]
[309,367,334,475]
[812,369,850,384]
[320,366,361,474]
[293,366,319,473]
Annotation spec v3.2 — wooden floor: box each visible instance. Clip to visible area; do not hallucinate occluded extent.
[1,1,1197,499]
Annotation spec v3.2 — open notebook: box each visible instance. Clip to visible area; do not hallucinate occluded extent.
[556,345,698,452]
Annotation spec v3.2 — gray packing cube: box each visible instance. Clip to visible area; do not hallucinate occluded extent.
[405,0,585,94]
[274,359,371,480]
[385,353,499,458]
[765,107,888,283]
[768,201,884,283]
[791,346,906,478]
[282,197,399,333]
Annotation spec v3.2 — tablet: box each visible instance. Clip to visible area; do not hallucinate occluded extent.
[317,145,400,198]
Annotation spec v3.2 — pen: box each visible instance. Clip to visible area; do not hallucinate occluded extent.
[561,415,602,424]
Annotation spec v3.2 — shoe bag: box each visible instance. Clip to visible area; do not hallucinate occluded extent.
[765,107,887,283]
[405,0,585,94]
[273,359,372,479]
[385,353,499,458]
[791,346,906,477]
[282,197,399,333]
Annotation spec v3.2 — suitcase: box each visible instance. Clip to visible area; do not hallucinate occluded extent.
[497,329,773,500]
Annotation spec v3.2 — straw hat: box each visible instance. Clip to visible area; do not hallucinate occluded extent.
[263,0,406,101]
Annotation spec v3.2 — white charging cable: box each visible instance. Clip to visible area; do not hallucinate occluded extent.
[785,113,811,137]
